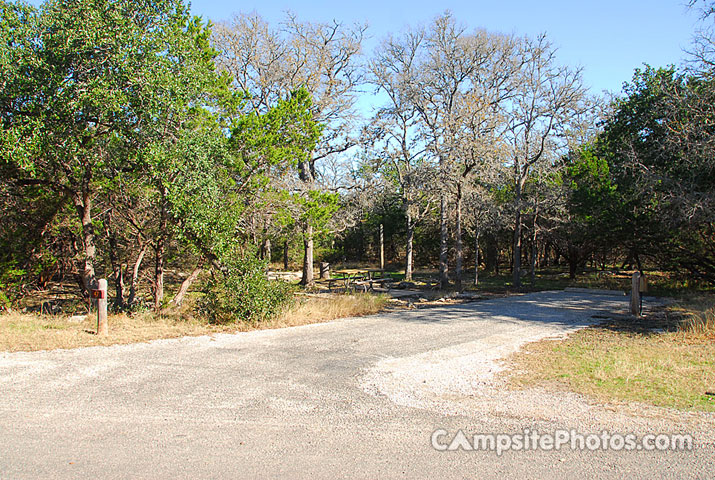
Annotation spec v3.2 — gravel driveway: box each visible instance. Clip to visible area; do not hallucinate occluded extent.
[1,290,713,479]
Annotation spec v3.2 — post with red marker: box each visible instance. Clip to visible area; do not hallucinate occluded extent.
[90,279,108,336]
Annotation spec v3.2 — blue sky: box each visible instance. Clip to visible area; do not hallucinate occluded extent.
[25,0,703,95]
[187,0,702,96]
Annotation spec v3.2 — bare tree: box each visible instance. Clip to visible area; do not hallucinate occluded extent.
[407,14,485,289]
[213,13,365,285]
[449,37,518,290]
[400,13,521,290]
[503,34,586,287]
[369,14,523,289]
[367,30,439,281]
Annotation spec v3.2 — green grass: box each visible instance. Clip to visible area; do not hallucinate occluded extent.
[506,293,715,412]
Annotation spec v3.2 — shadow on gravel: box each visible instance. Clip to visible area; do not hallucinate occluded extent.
[385,291,629,329]
[590,304,681,336]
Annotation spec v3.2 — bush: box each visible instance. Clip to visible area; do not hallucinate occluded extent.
[199,254,294,324]
[0,265,25,311]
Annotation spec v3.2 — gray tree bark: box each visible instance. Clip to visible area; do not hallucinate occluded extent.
[171,265,202,307]
[439,194,449,289]
[73,188,97,292]
[474,222,480,286]
[405,213,414,281]
[455,183,464,291]
[128,244,147,307]
[301,224,314,285]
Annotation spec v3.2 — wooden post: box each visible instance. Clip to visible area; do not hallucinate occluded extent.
[97,278,108,336]
[630,272,641,317]
[379,223,384,271]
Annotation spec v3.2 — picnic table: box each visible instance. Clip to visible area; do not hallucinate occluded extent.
[328,269,393,292]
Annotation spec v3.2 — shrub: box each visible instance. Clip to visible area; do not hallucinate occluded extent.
[199,254,294,324]
[0,265,25,311]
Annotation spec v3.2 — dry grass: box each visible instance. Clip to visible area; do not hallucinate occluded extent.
[505,297,715,412]
[673,296,715,339]
[0,293,390,353]
[0,311,229,352]
[262,293,390,329]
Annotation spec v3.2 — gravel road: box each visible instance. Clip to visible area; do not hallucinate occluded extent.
[1,290,713,479]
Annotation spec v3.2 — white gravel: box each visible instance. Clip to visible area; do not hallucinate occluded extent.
[360,299,715,447]
[1,290,713,479]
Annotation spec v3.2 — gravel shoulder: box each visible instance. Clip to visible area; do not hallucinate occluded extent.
[1,290,713,479]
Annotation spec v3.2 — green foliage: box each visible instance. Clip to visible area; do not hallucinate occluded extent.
[230,88,322,187]
[565,144,617,227]
[297,190,341,233]
[0,0,238,293]
[0,265,24,309]
[199,252,294,324]
[592,65,715,279]
[0,0,324,323]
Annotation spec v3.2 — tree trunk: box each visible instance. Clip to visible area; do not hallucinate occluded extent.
[283,240,289,270]
[530,232,537,286]
[405,213,414,282]
[439,194,449,289]
[379,223,384,270]
[300,224,314,285]
[154,201,168,310]
[128,244,147,307]
[474,222,480,286]
[72,189,97,292]
[115,266,126,310]
[104,210,126,310]
[455,183,463,291]
[513,208,522,287]
[530,213,538,286]
[298,158,316,285]
[154,241,165,310]
[171,264,202,307]
[261,238,272,267]
[512,176,525,287]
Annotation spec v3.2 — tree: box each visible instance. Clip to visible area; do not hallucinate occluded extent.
[408,14,491,289]
[503,33,586,287]
[0,0,231,296]
[594,65,715,281]
[367,31,439,281]
[373,13,519,289]
[213,13,365,285]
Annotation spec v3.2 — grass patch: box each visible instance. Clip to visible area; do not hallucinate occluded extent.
[506,294,715,412]
[260,293,389,330]
[671,295,715,339]
[0,293,389,353]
